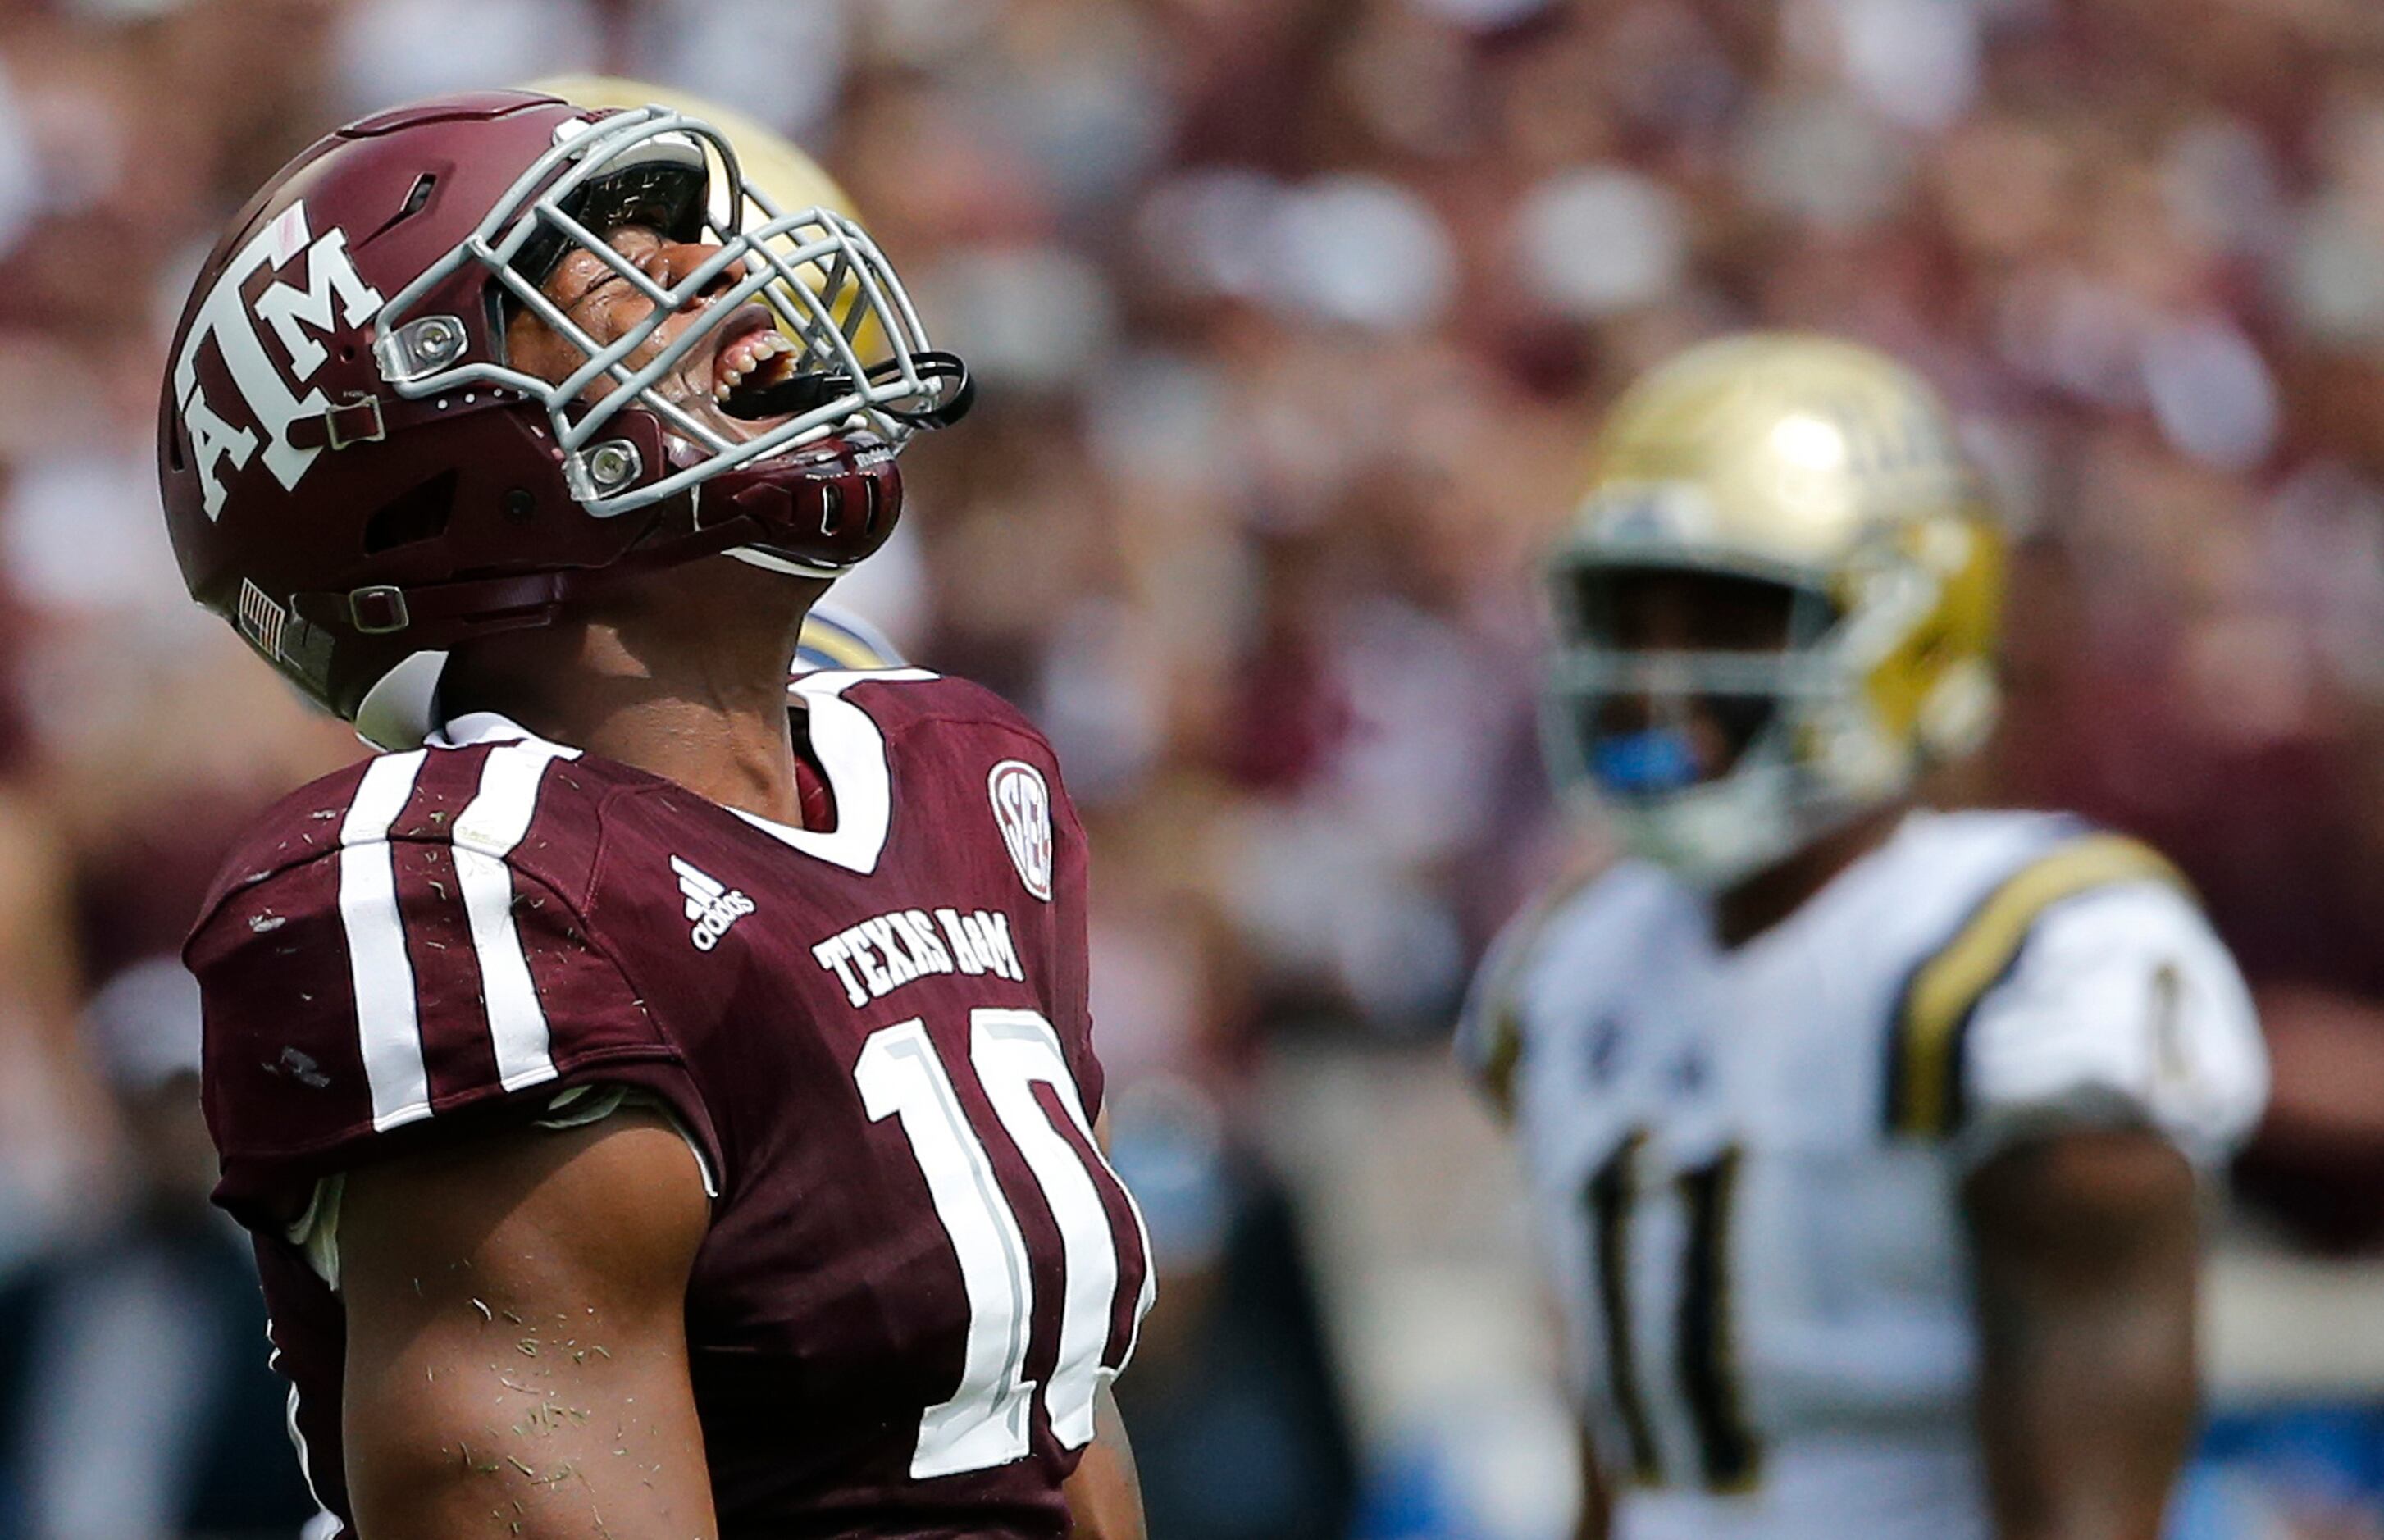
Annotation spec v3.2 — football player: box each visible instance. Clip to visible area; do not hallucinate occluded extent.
[160,86,1151,1540]
[1459,335,2268,1540]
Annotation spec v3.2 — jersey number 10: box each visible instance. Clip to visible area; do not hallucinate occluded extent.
[855,1009,1149,1480]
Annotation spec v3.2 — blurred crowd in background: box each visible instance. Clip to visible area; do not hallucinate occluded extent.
[7,0,2384,1535]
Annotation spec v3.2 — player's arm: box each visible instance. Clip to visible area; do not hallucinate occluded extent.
[1964,1127,2199,1540]
[338,1109,718,1540]
[1925,862,2268,1540]
[1062,1382,1145,1540]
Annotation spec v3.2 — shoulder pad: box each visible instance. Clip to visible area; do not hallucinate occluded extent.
[1884,830,2189,1139]
[1458,858,1628,1119]
[198,735,625,914]
[189,739,683,1224]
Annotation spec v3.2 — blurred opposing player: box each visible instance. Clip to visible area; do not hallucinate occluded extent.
[794,601,911,676]
[161,85,1150,1540]
[1459,336,2267,1540]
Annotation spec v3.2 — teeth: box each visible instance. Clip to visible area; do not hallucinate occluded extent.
[712,329,795,403]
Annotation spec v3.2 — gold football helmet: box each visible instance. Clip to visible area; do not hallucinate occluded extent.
[1545,334,2003,886]
[526,76,891,367]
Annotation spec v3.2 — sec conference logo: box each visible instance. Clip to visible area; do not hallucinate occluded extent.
[987,760,1054,902]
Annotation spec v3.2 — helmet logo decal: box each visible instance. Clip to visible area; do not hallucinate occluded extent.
[987,760,1054,903]
[171,200,384,520]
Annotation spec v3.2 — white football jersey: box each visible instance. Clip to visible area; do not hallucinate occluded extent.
[1458,809,2268,1540]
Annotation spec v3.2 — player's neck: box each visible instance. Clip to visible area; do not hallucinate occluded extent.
[442,562,830,828]
[1712,800,1911,949]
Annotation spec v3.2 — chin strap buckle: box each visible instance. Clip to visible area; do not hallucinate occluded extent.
[348,585,411,634]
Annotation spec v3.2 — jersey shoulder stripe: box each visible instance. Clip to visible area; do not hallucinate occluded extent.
[335,748,432,1130]
[190,731,661,1212]
[1883,828,2190,1139]
[453,739,579,1096]
[335,736,582,1129]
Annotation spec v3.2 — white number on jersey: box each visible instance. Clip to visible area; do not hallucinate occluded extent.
[854,1009,1147,1478]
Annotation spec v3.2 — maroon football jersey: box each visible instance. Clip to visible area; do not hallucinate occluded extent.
[187,670,1153,1539]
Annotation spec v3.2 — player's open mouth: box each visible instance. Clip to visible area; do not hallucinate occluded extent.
[707,307,804,420]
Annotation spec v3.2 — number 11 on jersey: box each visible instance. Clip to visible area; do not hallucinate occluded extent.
[1585,1133,1761,1492]
[855,1009,1151,1479]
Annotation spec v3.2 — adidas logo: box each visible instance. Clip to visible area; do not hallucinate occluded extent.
[672,856,756,952]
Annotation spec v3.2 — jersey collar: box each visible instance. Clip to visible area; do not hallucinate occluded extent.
[428,711,547,750]
[729,668,936,875]
[426,675,932,875]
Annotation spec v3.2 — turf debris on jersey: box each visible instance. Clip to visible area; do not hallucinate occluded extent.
[188,670,1152,1539]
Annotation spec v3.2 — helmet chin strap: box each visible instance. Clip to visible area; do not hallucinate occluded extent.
[299,428,897,639]
[724,546,845,581]
[331,431,899,748]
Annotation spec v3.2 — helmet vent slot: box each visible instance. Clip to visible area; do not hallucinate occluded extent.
[362,471,457,554]
[367,174,441,243]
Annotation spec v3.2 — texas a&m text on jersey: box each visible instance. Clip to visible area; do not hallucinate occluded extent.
[189,669,1151,1537]
[157,76,1148,1540]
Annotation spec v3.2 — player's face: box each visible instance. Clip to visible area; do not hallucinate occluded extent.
[507,222,803,446]
[1589,567,1796,784]
[1599,569,1796,654]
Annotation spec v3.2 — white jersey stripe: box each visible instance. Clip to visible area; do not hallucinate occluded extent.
[338,749,430,1131]
[454,742,573,1092]
[264,1332,335,1535]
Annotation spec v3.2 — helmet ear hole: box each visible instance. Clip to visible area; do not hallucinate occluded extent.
[362,471,458,554]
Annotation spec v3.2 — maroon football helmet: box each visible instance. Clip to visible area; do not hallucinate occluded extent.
[159,90,970,746]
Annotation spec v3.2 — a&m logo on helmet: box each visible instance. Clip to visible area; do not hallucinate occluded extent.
[987,760,1054,903]
[171,199,384,520]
